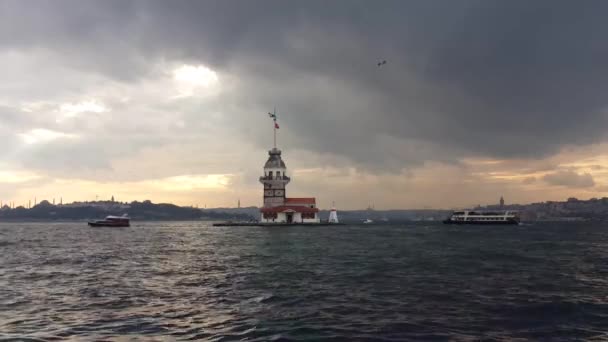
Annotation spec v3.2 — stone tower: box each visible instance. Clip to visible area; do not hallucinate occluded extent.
[259,148,290,207]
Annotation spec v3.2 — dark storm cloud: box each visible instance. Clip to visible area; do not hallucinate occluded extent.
[0,106,21,154]
[2,0,608,170]
[543,170,595,188]
[423,1,608,157]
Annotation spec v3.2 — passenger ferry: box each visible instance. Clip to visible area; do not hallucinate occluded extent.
[443,210,519,225]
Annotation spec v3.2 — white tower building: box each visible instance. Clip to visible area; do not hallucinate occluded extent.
[328,205,339,223]
[258,109,320,224]
[260,148,290,208]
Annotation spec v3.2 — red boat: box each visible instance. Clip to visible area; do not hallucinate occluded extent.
[88,214,130,227]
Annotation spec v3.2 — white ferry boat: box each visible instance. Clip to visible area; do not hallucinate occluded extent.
[443,210,519,225]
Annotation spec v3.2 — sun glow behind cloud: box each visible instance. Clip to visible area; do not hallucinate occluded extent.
[2,174,236,208]
[57,100,108,121]
[149,174,232,191]
[18,128,77,145]
[0,170,41,184]
[172,64,219,98]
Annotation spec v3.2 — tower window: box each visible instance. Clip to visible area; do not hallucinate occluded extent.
[268,171,273,178]
[276,171,281,179]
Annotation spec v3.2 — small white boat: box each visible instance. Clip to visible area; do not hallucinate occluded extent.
[363,219,374,224]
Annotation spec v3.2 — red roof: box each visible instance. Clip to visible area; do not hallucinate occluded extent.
[260,205,319,213]
[285,197,316,204]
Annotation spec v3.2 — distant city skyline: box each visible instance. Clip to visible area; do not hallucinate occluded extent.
[1,194,604,212]
[2,1,608,209]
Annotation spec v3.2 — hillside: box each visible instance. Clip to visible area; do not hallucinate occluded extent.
[0,200,254,221]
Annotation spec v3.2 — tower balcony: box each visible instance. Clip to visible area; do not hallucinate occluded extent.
[259,175,291,182]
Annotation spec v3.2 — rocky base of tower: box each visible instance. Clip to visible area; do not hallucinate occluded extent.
[212,222,345,227]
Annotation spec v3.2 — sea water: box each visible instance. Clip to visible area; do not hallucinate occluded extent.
[1,221,608,340]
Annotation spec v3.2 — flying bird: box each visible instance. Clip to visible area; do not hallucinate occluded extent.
[377,60,387,67]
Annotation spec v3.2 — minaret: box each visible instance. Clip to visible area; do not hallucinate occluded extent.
[259,148,290,207]
[500,196,505,208]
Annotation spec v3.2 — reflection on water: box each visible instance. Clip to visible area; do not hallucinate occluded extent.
[1,222,608,340]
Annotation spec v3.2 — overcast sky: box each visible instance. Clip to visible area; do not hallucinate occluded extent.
[1,0,608,209]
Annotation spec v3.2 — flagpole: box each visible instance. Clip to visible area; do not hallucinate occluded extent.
[273,107,277,149]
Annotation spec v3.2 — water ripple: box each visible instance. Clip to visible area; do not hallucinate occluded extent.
[2,222,608,340]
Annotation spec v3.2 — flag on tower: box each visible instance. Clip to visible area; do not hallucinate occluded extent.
[268,111,279,129]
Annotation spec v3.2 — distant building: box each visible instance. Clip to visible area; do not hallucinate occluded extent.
[499,196,505,208]
[62,201,130,210]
